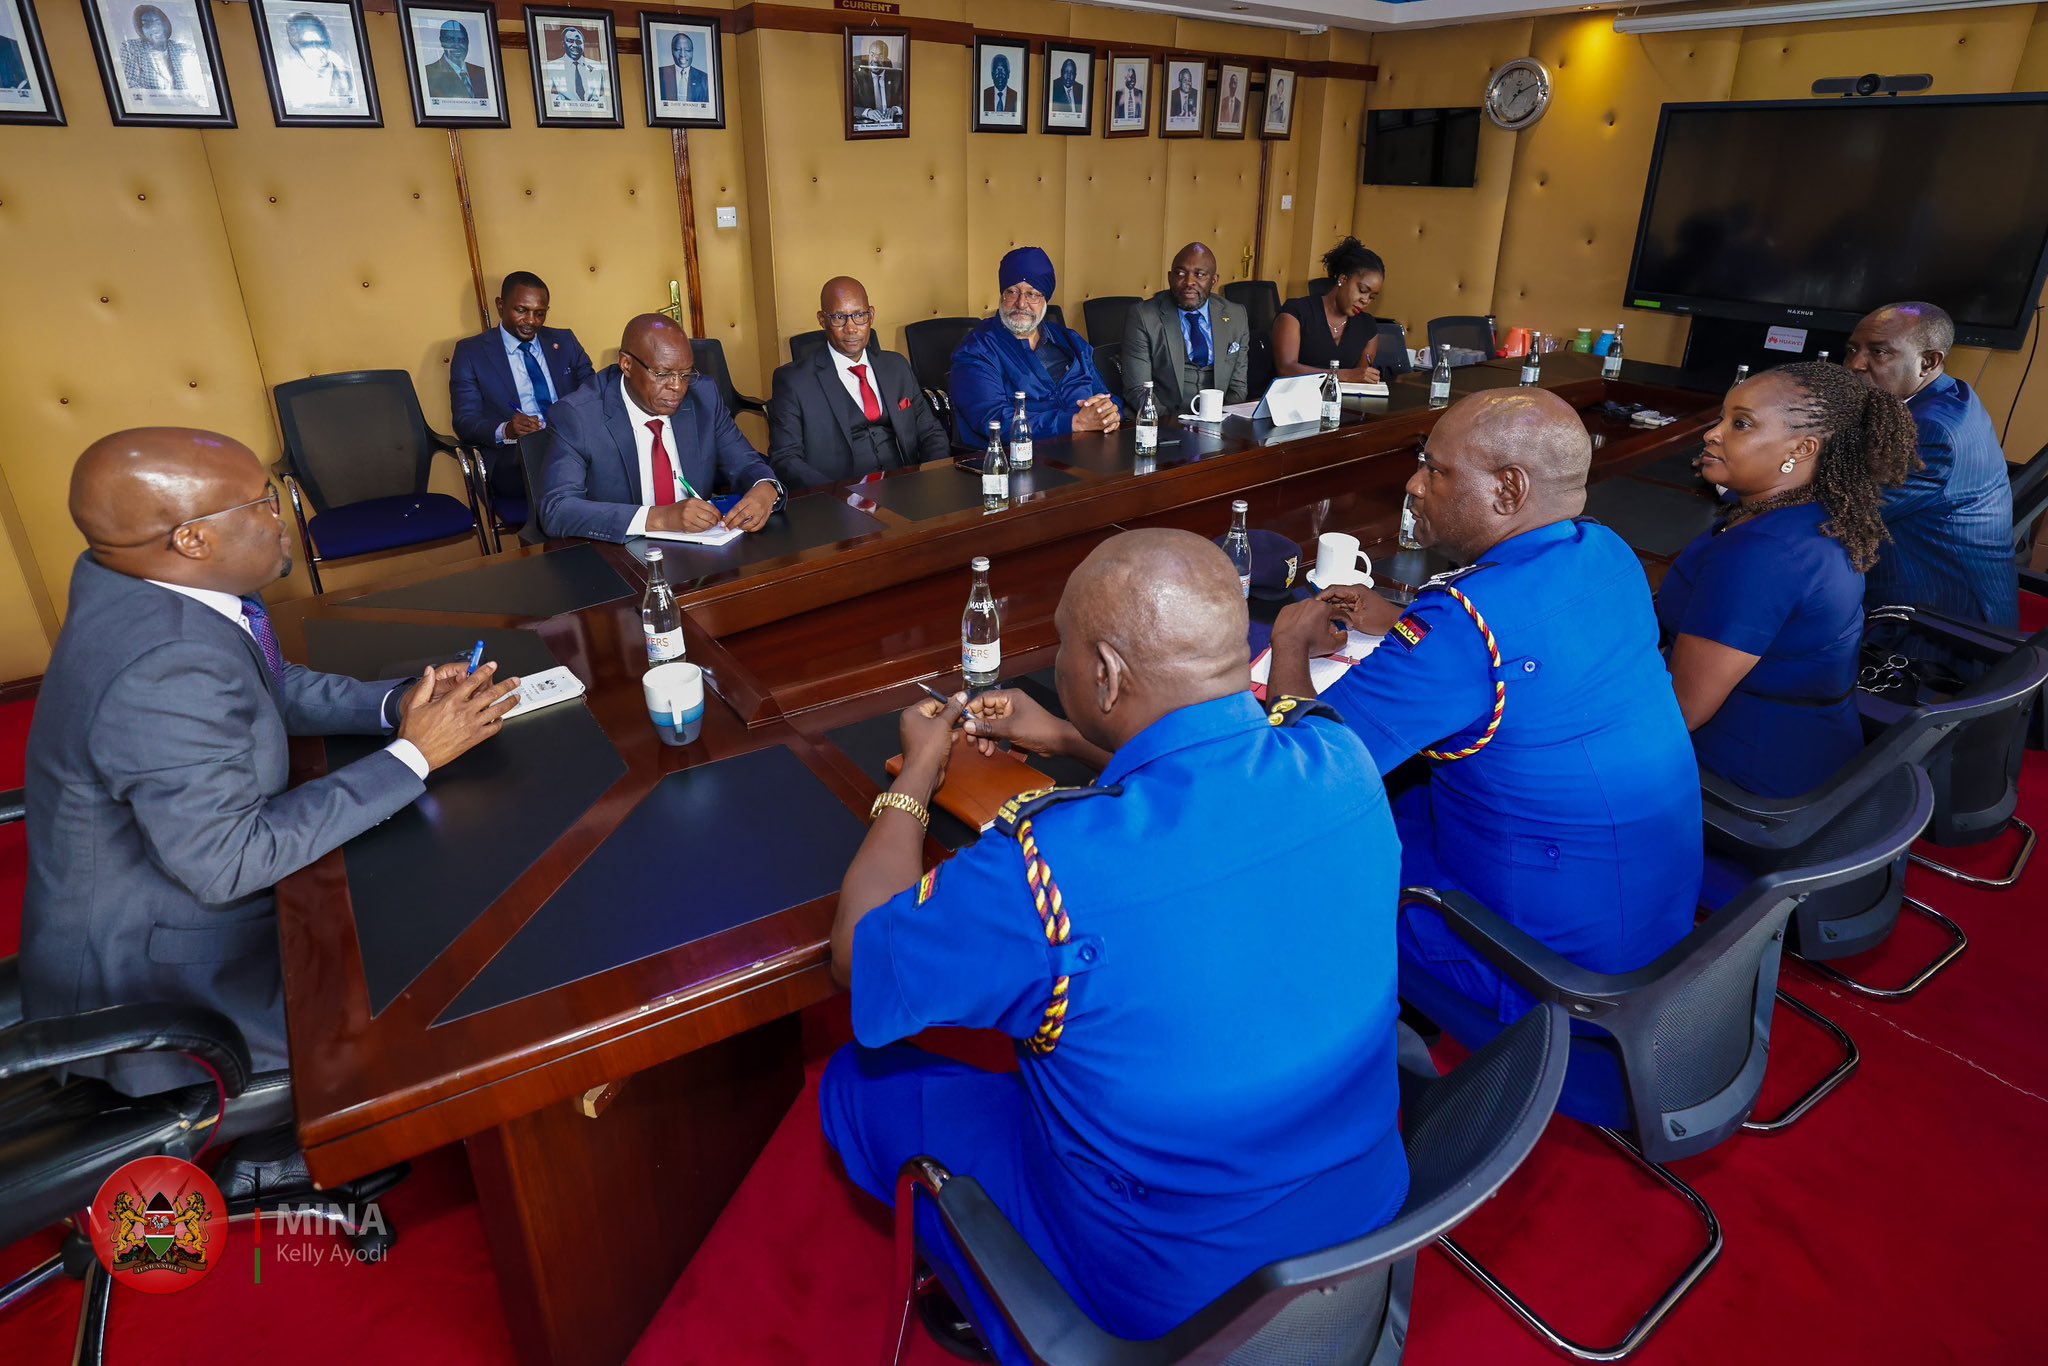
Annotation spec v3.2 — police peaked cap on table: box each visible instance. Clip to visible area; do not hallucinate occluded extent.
[1214,528,1311,602]
[999,247,1057,302]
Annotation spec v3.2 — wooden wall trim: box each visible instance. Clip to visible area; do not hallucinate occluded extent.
[671,129,706,336]
[447,131,491,333]
[358,0,1374,80]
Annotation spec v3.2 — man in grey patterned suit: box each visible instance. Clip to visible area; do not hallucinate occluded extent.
[21,428,519,1095]
[1121,242,1250,414]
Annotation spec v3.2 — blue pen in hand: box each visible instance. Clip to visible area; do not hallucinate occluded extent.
[465,640,486,675]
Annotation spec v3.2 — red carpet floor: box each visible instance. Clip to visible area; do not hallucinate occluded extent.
[5,690,2048,1363]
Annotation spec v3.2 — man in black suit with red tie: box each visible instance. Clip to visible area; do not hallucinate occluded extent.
[766,277,951,489]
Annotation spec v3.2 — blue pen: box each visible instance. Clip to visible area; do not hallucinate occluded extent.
[465,639,486,675]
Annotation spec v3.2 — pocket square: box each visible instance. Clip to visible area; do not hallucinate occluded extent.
[898,396,913,410]
[1228,339,1242,354]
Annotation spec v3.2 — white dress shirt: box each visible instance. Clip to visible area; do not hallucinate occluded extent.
[148,579,429,779]
[494,326,556,444]
[830,345,881,414]
[620,376,779,536]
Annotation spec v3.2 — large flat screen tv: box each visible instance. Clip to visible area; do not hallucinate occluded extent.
[1623,94,2048,348]
[1363,107,1481,188]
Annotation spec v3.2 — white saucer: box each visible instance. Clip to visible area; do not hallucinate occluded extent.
[1308,569,1375,592]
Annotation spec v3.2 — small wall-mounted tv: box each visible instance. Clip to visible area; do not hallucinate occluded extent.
[1362,107,1481,188]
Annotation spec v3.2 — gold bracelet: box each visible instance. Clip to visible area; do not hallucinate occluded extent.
[869,790,931,831]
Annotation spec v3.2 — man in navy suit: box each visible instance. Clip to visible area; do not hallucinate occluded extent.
[768,276,950,489]
[449,270,596,502]
[539,313,783,542]
[657,31,709,104]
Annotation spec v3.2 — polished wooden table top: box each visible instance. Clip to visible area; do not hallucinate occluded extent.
[272,352,1721,1184]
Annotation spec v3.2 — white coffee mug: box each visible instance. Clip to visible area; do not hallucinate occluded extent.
[643,661,705,746]
[1312,532,1374,589]
[1193,388,1224,422]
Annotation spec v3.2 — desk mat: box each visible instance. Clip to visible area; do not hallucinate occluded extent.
[306,619,626,1015]
[824,676,1092,853]
[624,494,886,580]
[862,464,1076,520]
[1582,478,1722,560]
[347,544,633,618]
[1628,444,1711,489]
[433,745,866,1024]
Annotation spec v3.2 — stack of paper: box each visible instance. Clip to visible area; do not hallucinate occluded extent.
[645,524,743,547]
[1249,630,1383,699]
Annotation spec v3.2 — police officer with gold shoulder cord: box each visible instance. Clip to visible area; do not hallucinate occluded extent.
[823,529,1409,1364]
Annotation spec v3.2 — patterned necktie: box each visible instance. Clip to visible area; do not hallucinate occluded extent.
[521,340,554,415]
[1186,309,1213,369]
[848,363,883,422]
[647,419,679,506]
[240,597,286,687]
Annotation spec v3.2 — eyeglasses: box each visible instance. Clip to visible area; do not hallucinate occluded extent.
[622,349,696,386]
[100,484,283,549]
[999,286,1044,306]
[823,309,874,328]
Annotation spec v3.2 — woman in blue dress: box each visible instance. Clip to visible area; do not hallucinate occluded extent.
[1657,360,1918,798]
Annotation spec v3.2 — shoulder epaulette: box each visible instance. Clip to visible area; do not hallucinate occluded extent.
[1419,560,1494,593]
[993,783,1122,838]
[1266,695,1346,727]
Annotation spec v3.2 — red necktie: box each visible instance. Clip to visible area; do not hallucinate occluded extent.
[848,363,883,422]
[647,419,678,506]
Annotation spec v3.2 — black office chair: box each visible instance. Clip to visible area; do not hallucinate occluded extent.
[1307,276,1335,299]
[885,1002,1571,1365]
[1222,280,1282,337]
[515,429,556,546]
[688,337,768,426]
[1373,320,1411,378]
[1081,295,1142,346]
[1400,763,1932,1361]
[904,317,980,397]
[1857,613,2048,887]
[272,371,490,595]
[789,330,828,364]
[1093,343,1125,400]
[2010,440,2048,557]
[1043,304,1068,336]
[1426,316,1498,363]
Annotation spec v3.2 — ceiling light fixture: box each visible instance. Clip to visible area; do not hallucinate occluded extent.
[1615,0,2015,34]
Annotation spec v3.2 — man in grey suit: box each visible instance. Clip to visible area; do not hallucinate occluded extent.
[23,429,519,1095]
[1121,242,1250,414]
[539,313,783,542]
[768,276,950,489]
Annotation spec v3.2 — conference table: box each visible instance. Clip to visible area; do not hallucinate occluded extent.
[270,351,1725,1366]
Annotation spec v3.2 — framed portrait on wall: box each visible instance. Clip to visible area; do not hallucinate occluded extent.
[1262,65,1297,139]
[525,5,619,128]
[1160,56,1203,139]
[640,12,722,129]
[1041,43,1090,135]
[79,0,234,127]
[396,0,507,128]
[844,28,907,140]
[249,0,379,127]
[1104,53,1147,139]
[971,36,1024,134]
[0,0,63,126]
[1211,62,1248,139]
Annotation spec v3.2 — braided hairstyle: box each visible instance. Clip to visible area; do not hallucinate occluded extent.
[1752,360,1920,572]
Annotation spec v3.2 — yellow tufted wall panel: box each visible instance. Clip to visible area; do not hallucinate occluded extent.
[1356,20,1532,335]
[0,0,274,636]
[206,14,475,435]
[1727,5,2038,100]
[0,501,52,679]
[682,31,765,399]
[1286,76,1367,309]
[1492,19,1741,364]
[965,50,1069,321]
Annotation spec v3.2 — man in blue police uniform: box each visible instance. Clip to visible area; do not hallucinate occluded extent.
[1844,301,2017,628]
[948,246,1123,445]
[1267,388,1701,1117]
[822,528,1408,1363]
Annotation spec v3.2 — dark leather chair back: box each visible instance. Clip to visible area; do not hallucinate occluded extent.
[273,370,444,514]
[903,317,979,396]
[1093,343,1124,398]
[1373,320,1410,377]
[516,429,556,545]
[1428,316,1498,361]
[1222,280,1281,336]
[688,337,764,418]
[1082,296,1142,346]
[789,330,828,364]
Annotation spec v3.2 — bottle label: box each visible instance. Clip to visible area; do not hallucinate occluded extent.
[982,473,1007,498]
[1429,379,1451,400]
[1135,423,1158,452]
[1322,401,1341,421]
[1239,573,1251,598]
[964,641,1001,674]
[644,628,685,663]
[1010,440,1032,468]
[1602,355,1622,378]
[1520,364,1539,382]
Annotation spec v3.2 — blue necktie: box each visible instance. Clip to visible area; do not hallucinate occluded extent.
[1186,309,1212,369]
[240,597,286,688]
[521,341,554,415]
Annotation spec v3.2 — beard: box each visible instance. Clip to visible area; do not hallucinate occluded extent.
[1001,307,1042,337]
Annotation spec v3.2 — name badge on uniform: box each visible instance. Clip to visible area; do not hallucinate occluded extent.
[1390,615,1430,650]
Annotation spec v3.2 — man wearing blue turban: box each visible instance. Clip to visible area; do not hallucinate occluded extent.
[948,247,1123,445]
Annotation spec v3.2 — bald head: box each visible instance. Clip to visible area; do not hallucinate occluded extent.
[619,313,693,416]
[1405,389,1590,560]
[72,428,291,592]
[1168,242,1219,311]
[1054,529,1249,750]
[818,276,875,360]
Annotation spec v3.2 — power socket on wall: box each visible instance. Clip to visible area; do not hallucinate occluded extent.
[1280,194,1293,211]
[716,207,739,229]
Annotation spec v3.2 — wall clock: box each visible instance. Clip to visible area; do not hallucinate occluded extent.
[1485,58,1551,131]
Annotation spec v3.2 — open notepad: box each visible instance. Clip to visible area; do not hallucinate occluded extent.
[643,524,743,547]
[1340,381,1391,399]
[1249,630,1383,701]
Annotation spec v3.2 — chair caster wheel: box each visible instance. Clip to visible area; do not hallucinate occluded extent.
[348,1224,397,1260]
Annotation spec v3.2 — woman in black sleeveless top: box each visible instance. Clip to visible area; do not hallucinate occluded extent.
[1273,237,1385,382]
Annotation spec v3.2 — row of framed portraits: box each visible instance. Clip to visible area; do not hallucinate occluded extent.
[0,0,730,129]
[949,37,1296,142]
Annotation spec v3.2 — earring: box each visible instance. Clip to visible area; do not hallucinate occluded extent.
[1780,456,1797,474]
